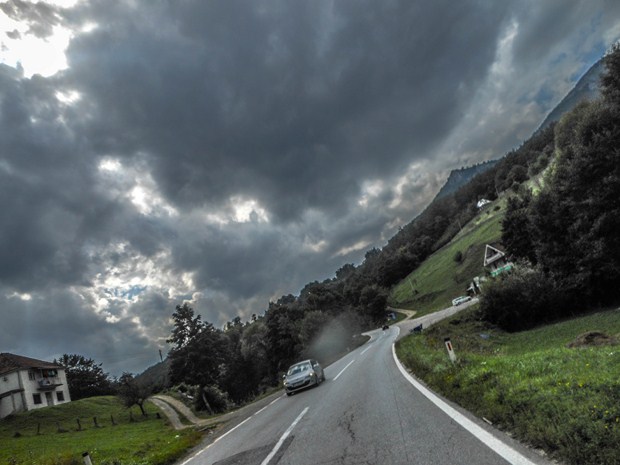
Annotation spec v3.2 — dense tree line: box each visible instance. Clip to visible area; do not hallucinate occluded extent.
[55,354,116,400]
[484,44,620,330]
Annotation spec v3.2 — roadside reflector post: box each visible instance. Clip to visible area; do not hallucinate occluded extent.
[444,337,457,363]
[82,452,93,465]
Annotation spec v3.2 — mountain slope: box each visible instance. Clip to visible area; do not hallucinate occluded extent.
[537,58,604,131]
[434,160,498,200]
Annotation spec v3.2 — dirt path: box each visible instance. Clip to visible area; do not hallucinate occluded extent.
[149,392,283,431]
[388,306,417,319]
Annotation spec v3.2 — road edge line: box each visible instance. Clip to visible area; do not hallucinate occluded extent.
[391,335,537,465]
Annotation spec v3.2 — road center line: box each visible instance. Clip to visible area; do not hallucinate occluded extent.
[260,406,309,465]
[391,339,537,465]
[361,346,372,355]
[333,359,355,380]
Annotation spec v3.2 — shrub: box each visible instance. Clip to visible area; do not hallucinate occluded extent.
[479,265,571,331]
[193,385,230,414]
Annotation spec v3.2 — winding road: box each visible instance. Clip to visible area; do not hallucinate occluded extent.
[167,298,555,465]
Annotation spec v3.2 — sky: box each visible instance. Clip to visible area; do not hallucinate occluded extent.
[1,0,619,376]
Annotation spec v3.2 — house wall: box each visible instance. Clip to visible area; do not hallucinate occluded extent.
[0,371,26,419]
[0,368,71,418]
[21,369,72,412]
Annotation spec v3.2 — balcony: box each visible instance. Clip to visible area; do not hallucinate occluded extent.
[37,379,61,391]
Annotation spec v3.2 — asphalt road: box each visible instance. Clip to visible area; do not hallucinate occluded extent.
[179,304,556,465]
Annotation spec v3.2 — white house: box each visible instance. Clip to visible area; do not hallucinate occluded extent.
[483,244,513,277]
[0,353,71,419]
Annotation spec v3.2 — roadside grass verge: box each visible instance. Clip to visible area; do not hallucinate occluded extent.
[389,207,503,315]
[396,306,620,465]
[0,396,202,465]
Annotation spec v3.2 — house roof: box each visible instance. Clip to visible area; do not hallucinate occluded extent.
[483,244,507,267]
[0,353,62,376]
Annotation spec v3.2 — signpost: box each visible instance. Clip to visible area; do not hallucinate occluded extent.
[444,337,457,363]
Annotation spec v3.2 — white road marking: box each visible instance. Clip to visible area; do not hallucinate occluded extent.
[361,346,372,355]
[391,334,537,465]
[179,415,252,465]
[260,406,309,465]
[333,359,355,380]
[180,395,282,465]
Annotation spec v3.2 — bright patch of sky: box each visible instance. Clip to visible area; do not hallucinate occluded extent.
[358,180,384,208]
[1,17,67,77]
[333,240,371,258]
[204,197,270,225]
[83,243,196,324]
[0,0,90,77]
[6,291,32,301]
[97,157,178,217]
[55,89,81,104]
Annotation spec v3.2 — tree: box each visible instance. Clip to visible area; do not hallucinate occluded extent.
[530,96,620,304]
[601,43,620,108]
[55,354,114,400]
[167,303,229,394]
[168,324,228,388]
[167,302,204,349]
[501,194,537,265]
[117,372,150,416]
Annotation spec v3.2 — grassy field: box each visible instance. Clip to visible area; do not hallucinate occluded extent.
[0,396,202,465]
[396,306,620,465]
[388,200,504,314]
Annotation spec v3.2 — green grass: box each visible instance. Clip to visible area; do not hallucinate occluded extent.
[0,396,203,465]
[388,203,503,314]
[396,306,620,465]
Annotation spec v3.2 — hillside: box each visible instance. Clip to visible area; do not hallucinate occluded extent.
[388,196,504,314]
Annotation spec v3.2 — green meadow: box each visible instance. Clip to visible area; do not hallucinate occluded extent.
[396,306,620,465]
[0,396,202,465]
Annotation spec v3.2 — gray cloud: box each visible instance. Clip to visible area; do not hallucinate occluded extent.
[0,0,619,375]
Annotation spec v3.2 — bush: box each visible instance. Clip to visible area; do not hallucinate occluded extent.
[193,385,230,414]
[479,265,571,331]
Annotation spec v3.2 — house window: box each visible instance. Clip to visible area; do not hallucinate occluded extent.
[33,393,42,404]
[28,371,36,381]
[56,391,65,402]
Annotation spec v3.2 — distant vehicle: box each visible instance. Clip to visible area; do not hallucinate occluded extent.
[452,296,472,306]
[382,324,389,330]
[283,359,325,396]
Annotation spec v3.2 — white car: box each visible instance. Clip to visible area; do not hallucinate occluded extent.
[452,296,472,306]
[283,359,325,396]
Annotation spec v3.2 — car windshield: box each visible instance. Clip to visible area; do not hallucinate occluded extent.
[287,363,311,376]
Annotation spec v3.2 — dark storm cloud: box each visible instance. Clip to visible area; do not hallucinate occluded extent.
[1,0,619,375]
[61,0,508,222]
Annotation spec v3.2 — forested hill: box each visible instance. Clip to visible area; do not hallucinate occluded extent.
[434,160,498,200]
[436,57,604,202]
